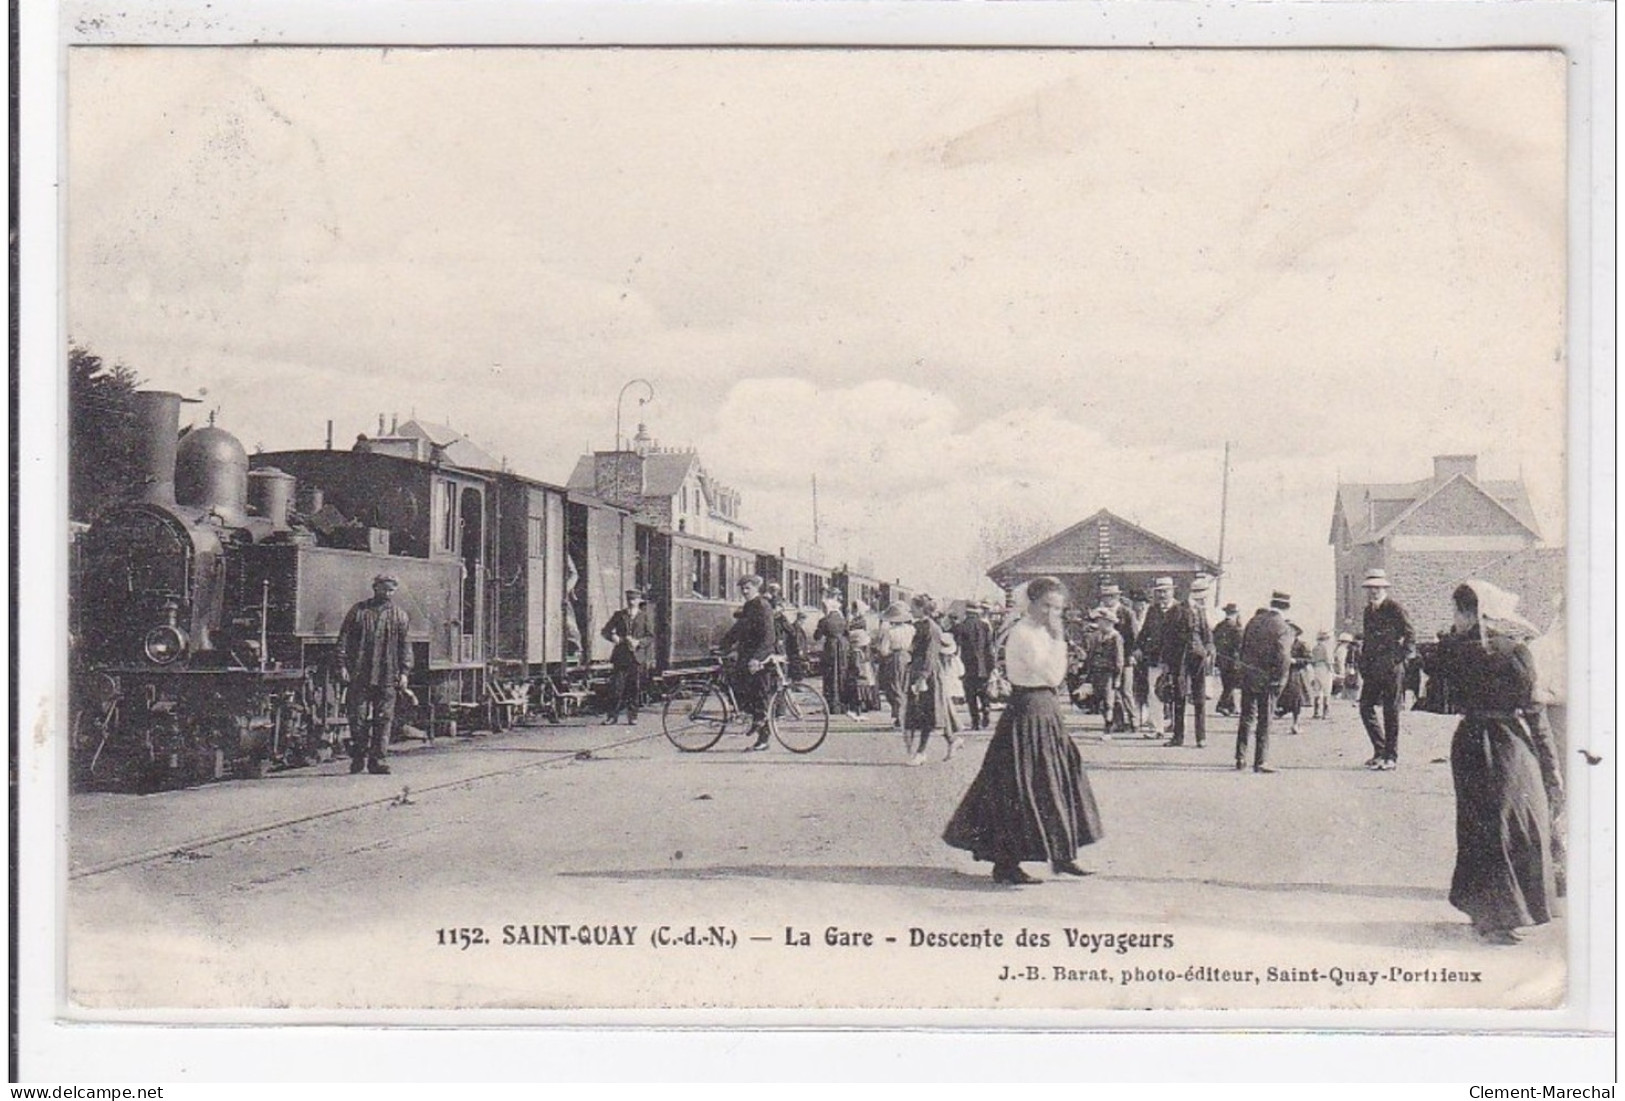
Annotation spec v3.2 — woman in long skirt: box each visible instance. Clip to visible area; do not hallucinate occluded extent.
[904,595,961,764]
[944,576,1104,885]
[1277,624,1312,734]
[1424,580,1558,944]
[814,596,850,717]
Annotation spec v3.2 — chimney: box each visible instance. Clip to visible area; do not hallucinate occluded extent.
[378,414,386,436]
[1432,455,1479,484]
[131,390,195,505]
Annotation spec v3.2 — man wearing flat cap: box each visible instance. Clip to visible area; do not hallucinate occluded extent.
[1357,568,1417,771]
[1213,602,1243,717]
[338,573,414,775]
[602,588,656,725]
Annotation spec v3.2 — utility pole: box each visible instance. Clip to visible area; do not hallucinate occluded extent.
[1215,441,1231,607]
[811,474,820,546]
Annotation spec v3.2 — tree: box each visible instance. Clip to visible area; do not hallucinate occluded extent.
[68,345,145,522]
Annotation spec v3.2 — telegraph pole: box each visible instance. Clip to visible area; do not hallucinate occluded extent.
[1215,441,1231,606]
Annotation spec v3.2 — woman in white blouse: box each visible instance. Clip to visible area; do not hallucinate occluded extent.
[943,576,1104,885]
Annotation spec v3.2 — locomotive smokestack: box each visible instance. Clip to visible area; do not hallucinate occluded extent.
[131,390,195,505]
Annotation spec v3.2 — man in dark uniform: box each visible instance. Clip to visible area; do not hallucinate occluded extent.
[1161,575,1214,748]
[1134,577,1175,737]
[601,588,655,725]
[720,573,777,751]
[952,601,997,730]
[337,573,414,775]
[1357,568,1417,771]
[1236,590,1294,774]
[1212,602,1243,716]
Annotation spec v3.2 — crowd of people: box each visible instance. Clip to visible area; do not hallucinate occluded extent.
[707,566,1568,944]
[335,560,1567,946]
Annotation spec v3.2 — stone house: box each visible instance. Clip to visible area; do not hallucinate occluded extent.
[1329,455,1561,635]
[566,424,747,543]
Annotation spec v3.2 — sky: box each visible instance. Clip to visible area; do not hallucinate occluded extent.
[65,47,1568,632]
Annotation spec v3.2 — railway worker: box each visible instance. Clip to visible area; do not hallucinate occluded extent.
[952,601,997,731]
[1212,602,1244,717]
[1235,591,1294,774]
[1161,575,1214,749]
[600,588,655,725]
[719,574,777,751]
[1357,568,1417,772]
[337,573,413,776]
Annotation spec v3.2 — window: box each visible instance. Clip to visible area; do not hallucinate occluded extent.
[528,516,545,559]
[432,479,457,553]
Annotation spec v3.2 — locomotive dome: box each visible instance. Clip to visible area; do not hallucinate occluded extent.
[176,424,249,525]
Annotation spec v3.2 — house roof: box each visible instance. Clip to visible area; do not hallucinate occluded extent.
[642,452,699,497]
[564,455,600,493]
[1330,472,1540,545]
[394,419,501,471]
[987,509,1220,581]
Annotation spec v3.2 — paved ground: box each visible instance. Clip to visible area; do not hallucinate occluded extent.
[67,696,1569,1014]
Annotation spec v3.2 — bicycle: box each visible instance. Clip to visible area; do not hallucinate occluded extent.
[661,653,830,754]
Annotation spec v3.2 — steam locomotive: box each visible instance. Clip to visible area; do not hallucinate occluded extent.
[70,391,913,791]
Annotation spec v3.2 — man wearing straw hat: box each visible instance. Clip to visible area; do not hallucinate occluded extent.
[1358,568,1417,771]
[1133,577,1177,737]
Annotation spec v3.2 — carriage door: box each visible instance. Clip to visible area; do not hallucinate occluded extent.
[458,485,485,663]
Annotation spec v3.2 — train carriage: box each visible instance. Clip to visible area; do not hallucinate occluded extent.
[655,529,760,670]
[71,390,927,790]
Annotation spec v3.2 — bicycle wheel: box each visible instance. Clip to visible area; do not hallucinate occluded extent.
[662,684,731,752]
[771,683,829,754]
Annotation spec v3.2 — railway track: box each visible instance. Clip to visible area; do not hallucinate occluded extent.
[68,726,668,881]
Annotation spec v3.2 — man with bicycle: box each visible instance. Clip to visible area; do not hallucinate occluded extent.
[719,573,777,751]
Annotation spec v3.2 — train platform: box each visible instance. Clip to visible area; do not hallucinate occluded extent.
[67,714,685,877]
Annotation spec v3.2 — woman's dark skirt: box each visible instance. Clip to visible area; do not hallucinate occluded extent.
[1450,714,1555,932]
[943,687,1103,865]
[1277,668,1310,713]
